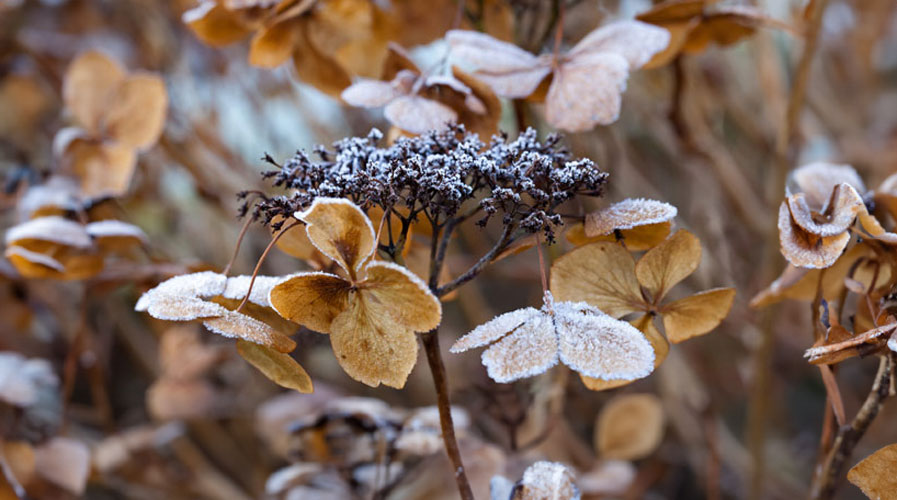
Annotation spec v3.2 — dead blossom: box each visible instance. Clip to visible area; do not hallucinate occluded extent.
[246,126,608,241]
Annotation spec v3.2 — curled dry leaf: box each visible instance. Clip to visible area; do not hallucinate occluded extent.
[511,461,581,500]
[447,20,669,131]
[450,292,655,384]
[847,443,897,500]
[595,393,665,460]
[777,199,852,269]
[269,198,441,388]
[789,162,866,210]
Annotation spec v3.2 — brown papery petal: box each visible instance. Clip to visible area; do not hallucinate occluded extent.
[641,20,696,69]
[362,261,441,333]
[786,184,864,237]
[566,221,672,251]
[384,95,458,135]
[635,229,701,301]
[63,51,126,133]
[5,246,65,278]
[581,314,669,391]
[329,295,419,388]
[847,443,897,499]
[268,272,351,333]
[270,215,328,267]
[445,30,551,99]
[249,19,302,68]
[203,310,297,353]
[661,287,735,343]
[789,162,865,210]
[585,198,677,237]
[858,213,897,245]
[550,241,644,318]
[104,73,168,150]
[291,28,353,97]
[595,393,664,461]
[569,20,671,69]
[636,0,705,24]
[778,201,850,269]
[451,67,501,139]
[182,1,255,47]
[296,197,376,276]
[545,52,629,132]
[85,220,148,252]
[682,13,756,53]
[481,313,558,383]
[64,139,137,199]
[5,216,92,249]
[237,340,312,393]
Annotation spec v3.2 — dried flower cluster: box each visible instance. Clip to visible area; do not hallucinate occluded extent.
[246,126,608,240]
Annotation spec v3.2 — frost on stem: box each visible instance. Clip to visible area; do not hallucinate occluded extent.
[241,125,608,242]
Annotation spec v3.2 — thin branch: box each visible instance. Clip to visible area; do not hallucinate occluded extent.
[235,220,301,313]
[436,224,516,297]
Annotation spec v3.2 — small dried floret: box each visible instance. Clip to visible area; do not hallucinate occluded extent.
[584,198,677,237]
[514,461,581,500]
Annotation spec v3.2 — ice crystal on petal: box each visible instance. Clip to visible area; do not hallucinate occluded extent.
[85,220,148,243]
[585,198,677,237]
[452,293,654,383]
[789,162,865,209]
[517,461,581,500]
[135,271,227,313]
[5,216,92,249]
[222,275,281,307]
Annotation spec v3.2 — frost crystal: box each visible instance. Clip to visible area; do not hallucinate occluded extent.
[245,126,607,242]
[517,461,581,500]
[451,292,654,383]
[5,216,93,248]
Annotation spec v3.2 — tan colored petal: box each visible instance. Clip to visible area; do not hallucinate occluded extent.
[249,19,302,68]
[661,287,735,343]
[580,314,669,391]
[450,66,502,139]
[297,197,376,276]
[445,29,551,99]
[555,301,654,380]
[291,28,353,97]
[237,339,313,393]
[635,229,701,300]
[329,294,419,388]
[789,162,865,210]
[5,246,66,278]
[595,393,664,460]
[5,216,92,250]
[858,213,897,244]
[104,73,167,150]
[481,313,558,383]
[270,215,328,267]
[362,261,441,333]
[63,51,125,133]
[545,52,630,132]
[584,198,677,237]
[182,1,255,47]
[62,139,137,199]
[85,220,147,252]
[570,20,671,69]
[682,12,756,53]
[778,201,850,269]
[550,241,644,318]
[636,0,705,24]
[203,309,297,352]
[641,21,696,69]
[341,79,403,108]
[804,324,896,364]
[786,184,864,237]
[847,443,897,499]
[384,95,458,135]
[566,221,671,251]
[268,272,352,333]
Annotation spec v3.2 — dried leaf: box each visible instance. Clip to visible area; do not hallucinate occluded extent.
[61,138,137,199]
[5,216,92,250]
[584,198,677,237]
[804,324,896,363]
[104,73,168,150]
[291,27,353,97]
[595,393,664,460]
[203,309,297,352]
[63,51,125,133]
[183,1,255,46]
[249,18,302,68]
[550,242,644,318]
[237,339,313,393]
[635,229,701,301]
[778,201,851,269]
[269,272,352,332]
[661,287,735,343]
[341,79,403,108]
[86,220,148,251]
[847,443,897,499]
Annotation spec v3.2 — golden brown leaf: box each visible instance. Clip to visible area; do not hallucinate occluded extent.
[298,197,376,276]
[566,221,672,251]
[847,443,897,499]
[661,287,735,343]
[63,51,125,133]
[182,1,255,47]
[237,339,313,393]
[249,18,302,68]
[550,241,644,318]
[268,272,352,332]
[635,229,701,301]
[104,74,168,150]
[595,393,664,461]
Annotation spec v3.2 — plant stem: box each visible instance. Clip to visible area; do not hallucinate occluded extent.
[437,224,515,298]
[809,354,893,500]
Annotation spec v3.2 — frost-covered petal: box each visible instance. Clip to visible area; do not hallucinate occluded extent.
[584,198,677,237]
[341,79,403,108]
[580,314,668,391]
[145,294,229,322]
[516,461,581,500]
[361,261,442,333]
[236,340,312,393]
[554,302,654,380]
[384,95,458,135]
[450,307,541,352]
[481,313,558,383]
[135,271,227,311]
[789,162,865,210]
[86,220,148,251]
[778,201,850,269]
[5,216,92,249]
[545,52,629,131]
[222,275,282,307]
[570,20,670,69]
[786,184,864,237]
[203,309,297,353]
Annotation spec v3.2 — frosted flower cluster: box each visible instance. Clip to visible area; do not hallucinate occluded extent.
[244,125,608,240]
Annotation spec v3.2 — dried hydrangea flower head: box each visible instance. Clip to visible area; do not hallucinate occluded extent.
[450,291,655,383]
[269,198,441,388]
[247,126,607,244]
[446,20,669,131]
[342,44,500,137]
[551,229,735,390]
